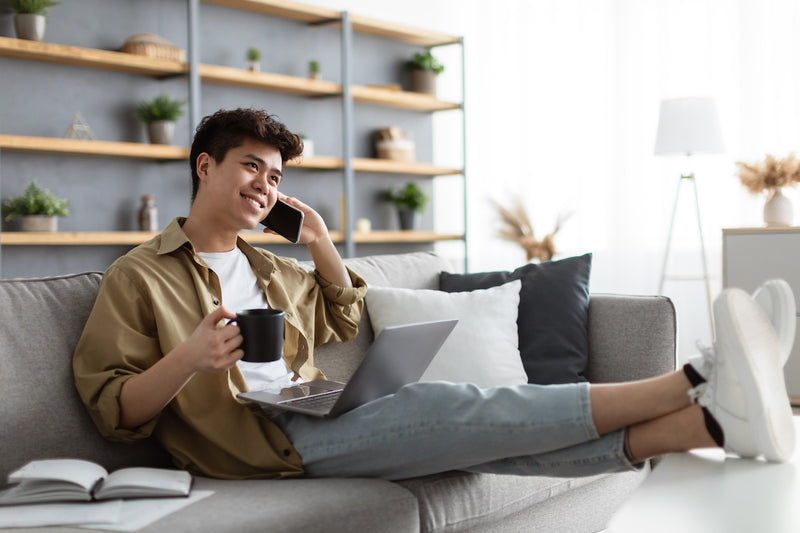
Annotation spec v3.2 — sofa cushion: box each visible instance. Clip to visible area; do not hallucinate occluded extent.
[0,273,170,481]
[315,252,454,383]
[439,254,592,385]
[364,281,528,388]
[397,467,649,533]
[148,477,420,533]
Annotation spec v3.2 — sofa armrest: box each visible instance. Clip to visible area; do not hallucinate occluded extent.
[585,294,677,383]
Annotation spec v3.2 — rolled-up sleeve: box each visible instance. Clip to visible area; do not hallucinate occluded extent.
[311,267,367,346]
[72,265,162,442]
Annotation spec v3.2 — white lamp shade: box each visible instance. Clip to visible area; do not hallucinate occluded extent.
[654,97,724,155]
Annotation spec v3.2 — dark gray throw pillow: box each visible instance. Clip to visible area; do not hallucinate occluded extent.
[439,253,592,384]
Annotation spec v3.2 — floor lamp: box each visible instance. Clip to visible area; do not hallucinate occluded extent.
[654,97,724,335]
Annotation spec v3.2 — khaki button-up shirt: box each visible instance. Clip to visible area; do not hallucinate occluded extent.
[73,218,367,479]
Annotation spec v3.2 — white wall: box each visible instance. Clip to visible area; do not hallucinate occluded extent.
[312,0,800,362]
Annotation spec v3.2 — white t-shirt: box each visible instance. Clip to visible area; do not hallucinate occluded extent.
[197,248,299,392]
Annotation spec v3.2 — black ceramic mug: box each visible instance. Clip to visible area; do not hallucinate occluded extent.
[233,308,285,362]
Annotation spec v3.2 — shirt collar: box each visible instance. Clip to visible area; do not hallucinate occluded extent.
[158,217,193,255]
[158,216,276,279]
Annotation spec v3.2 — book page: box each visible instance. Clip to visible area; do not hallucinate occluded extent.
[94,467,192,500]
[8,459,108,492]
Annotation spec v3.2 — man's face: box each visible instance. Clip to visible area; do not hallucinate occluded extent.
[197,138,283,231]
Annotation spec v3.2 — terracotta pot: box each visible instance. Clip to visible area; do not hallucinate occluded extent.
[14,14,46,42]
[20,215,57,232]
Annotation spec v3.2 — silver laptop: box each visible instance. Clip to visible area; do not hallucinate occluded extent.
[237,319,457,418]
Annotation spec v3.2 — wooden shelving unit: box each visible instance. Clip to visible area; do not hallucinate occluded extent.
[0,0,466,272]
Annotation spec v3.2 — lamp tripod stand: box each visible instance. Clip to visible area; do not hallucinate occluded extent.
[657,172,714,336]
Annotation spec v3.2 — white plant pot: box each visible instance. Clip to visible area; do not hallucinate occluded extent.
[20,215,58,232]
[764,188,794,227]
[301,139,314,158]
[147,120,175,145]
[14,14,46,42]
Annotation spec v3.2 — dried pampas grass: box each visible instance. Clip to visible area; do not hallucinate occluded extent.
[492,198,571,263]
[736,153,800,194]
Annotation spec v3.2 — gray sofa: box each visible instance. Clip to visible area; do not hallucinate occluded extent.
[0,251,676,532]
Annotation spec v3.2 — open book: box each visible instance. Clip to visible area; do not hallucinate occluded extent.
[0,459,192,505]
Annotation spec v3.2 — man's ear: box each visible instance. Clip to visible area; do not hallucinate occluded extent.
[196,153,211,182]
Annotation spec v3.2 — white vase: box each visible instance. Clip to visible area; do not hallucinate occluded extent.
[763,188,794,227]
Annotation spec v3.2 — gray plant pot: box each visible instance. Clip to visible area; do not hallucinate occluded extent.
[410,69,437,96]
[20,215,58,232]
[397,209,419,230]
[147,120,175,145]
[14,14,46,42]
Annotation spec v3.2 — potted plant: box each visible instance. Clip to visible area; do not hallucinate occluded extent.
[2,181,69,232]
[308,59,320,80]
[246,47,261,72]
[10,0,59,42]
[134,94,186,145]
[407,50,444,96]
[386,181,429,230]
[298,133,314,158]
[736,153,800,227]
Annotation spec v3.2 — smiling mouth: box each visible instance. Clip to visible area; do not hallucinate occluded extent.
[241,194,265,209]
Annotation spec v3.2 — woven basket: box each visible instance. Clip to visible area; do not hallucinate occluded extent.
[121,33,185,62]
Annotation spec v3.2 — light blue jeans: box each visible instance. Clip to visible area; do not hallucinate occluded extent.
[273,381,639,480]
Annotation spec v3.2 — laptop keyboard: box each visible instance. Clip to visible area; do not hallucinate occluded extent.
[280,390,342,411]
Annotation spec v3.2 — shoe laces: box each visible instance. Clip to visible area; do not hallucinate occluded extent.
[688,341,715,404]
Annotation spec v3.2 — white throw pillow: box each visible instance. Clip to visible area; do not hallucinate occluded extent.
[365,280,526,388]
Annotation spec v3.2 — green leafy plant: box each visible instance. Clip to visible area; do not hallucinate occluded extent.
[309,59,320,74]
[407,50,444,75]
[2,182,69,221]
[386,182,429,212]
[246,47,261,62]
[134,94,186,124]
[9,0,59,15]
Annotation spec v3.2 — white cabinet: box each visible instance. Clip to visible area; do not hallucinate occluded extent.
[723,227,800,402]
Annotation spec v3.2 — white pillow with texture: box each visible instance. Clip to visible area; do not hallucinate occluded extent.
[365,280,526,388]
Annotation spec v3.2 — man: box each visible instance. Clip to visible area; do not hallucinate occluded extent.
[74,108,795,481]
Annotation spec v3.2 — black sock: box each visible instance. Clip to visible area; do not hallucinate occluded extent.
[701,407,725,447]
[683,363,706,387]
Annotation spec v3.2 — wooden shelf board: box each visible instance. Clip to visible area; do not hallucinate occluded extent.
[0,36,187,76]
[351,158,461,176]
[288,155,344,170]
[201,0,340,24]
[352,231,464,243]
[199,64,341,96]
[351,85,461,112]
[349,15,461,47]
[1,230,462,246]
[201,0,459,47]
[0,135,190,160]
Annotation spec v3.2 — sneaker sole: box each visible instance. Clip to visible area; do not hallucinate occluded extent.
[715,288,795,462]
[753,279,796,366]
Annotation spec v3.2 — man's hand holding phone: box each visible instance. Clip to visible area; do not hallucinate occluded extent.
[261,194,328,245]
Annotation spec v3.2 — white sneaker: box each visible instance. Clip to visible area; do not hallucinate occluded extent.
[753,279,796,365]
[689,279,795,378]
[692,288,795,462]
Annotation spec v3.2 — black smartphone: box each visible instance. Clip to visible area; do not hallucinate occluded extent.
[260,199,304,243]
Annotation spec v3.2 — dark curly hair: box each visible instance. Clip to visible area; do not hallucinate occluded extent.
[189,108,304,201]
